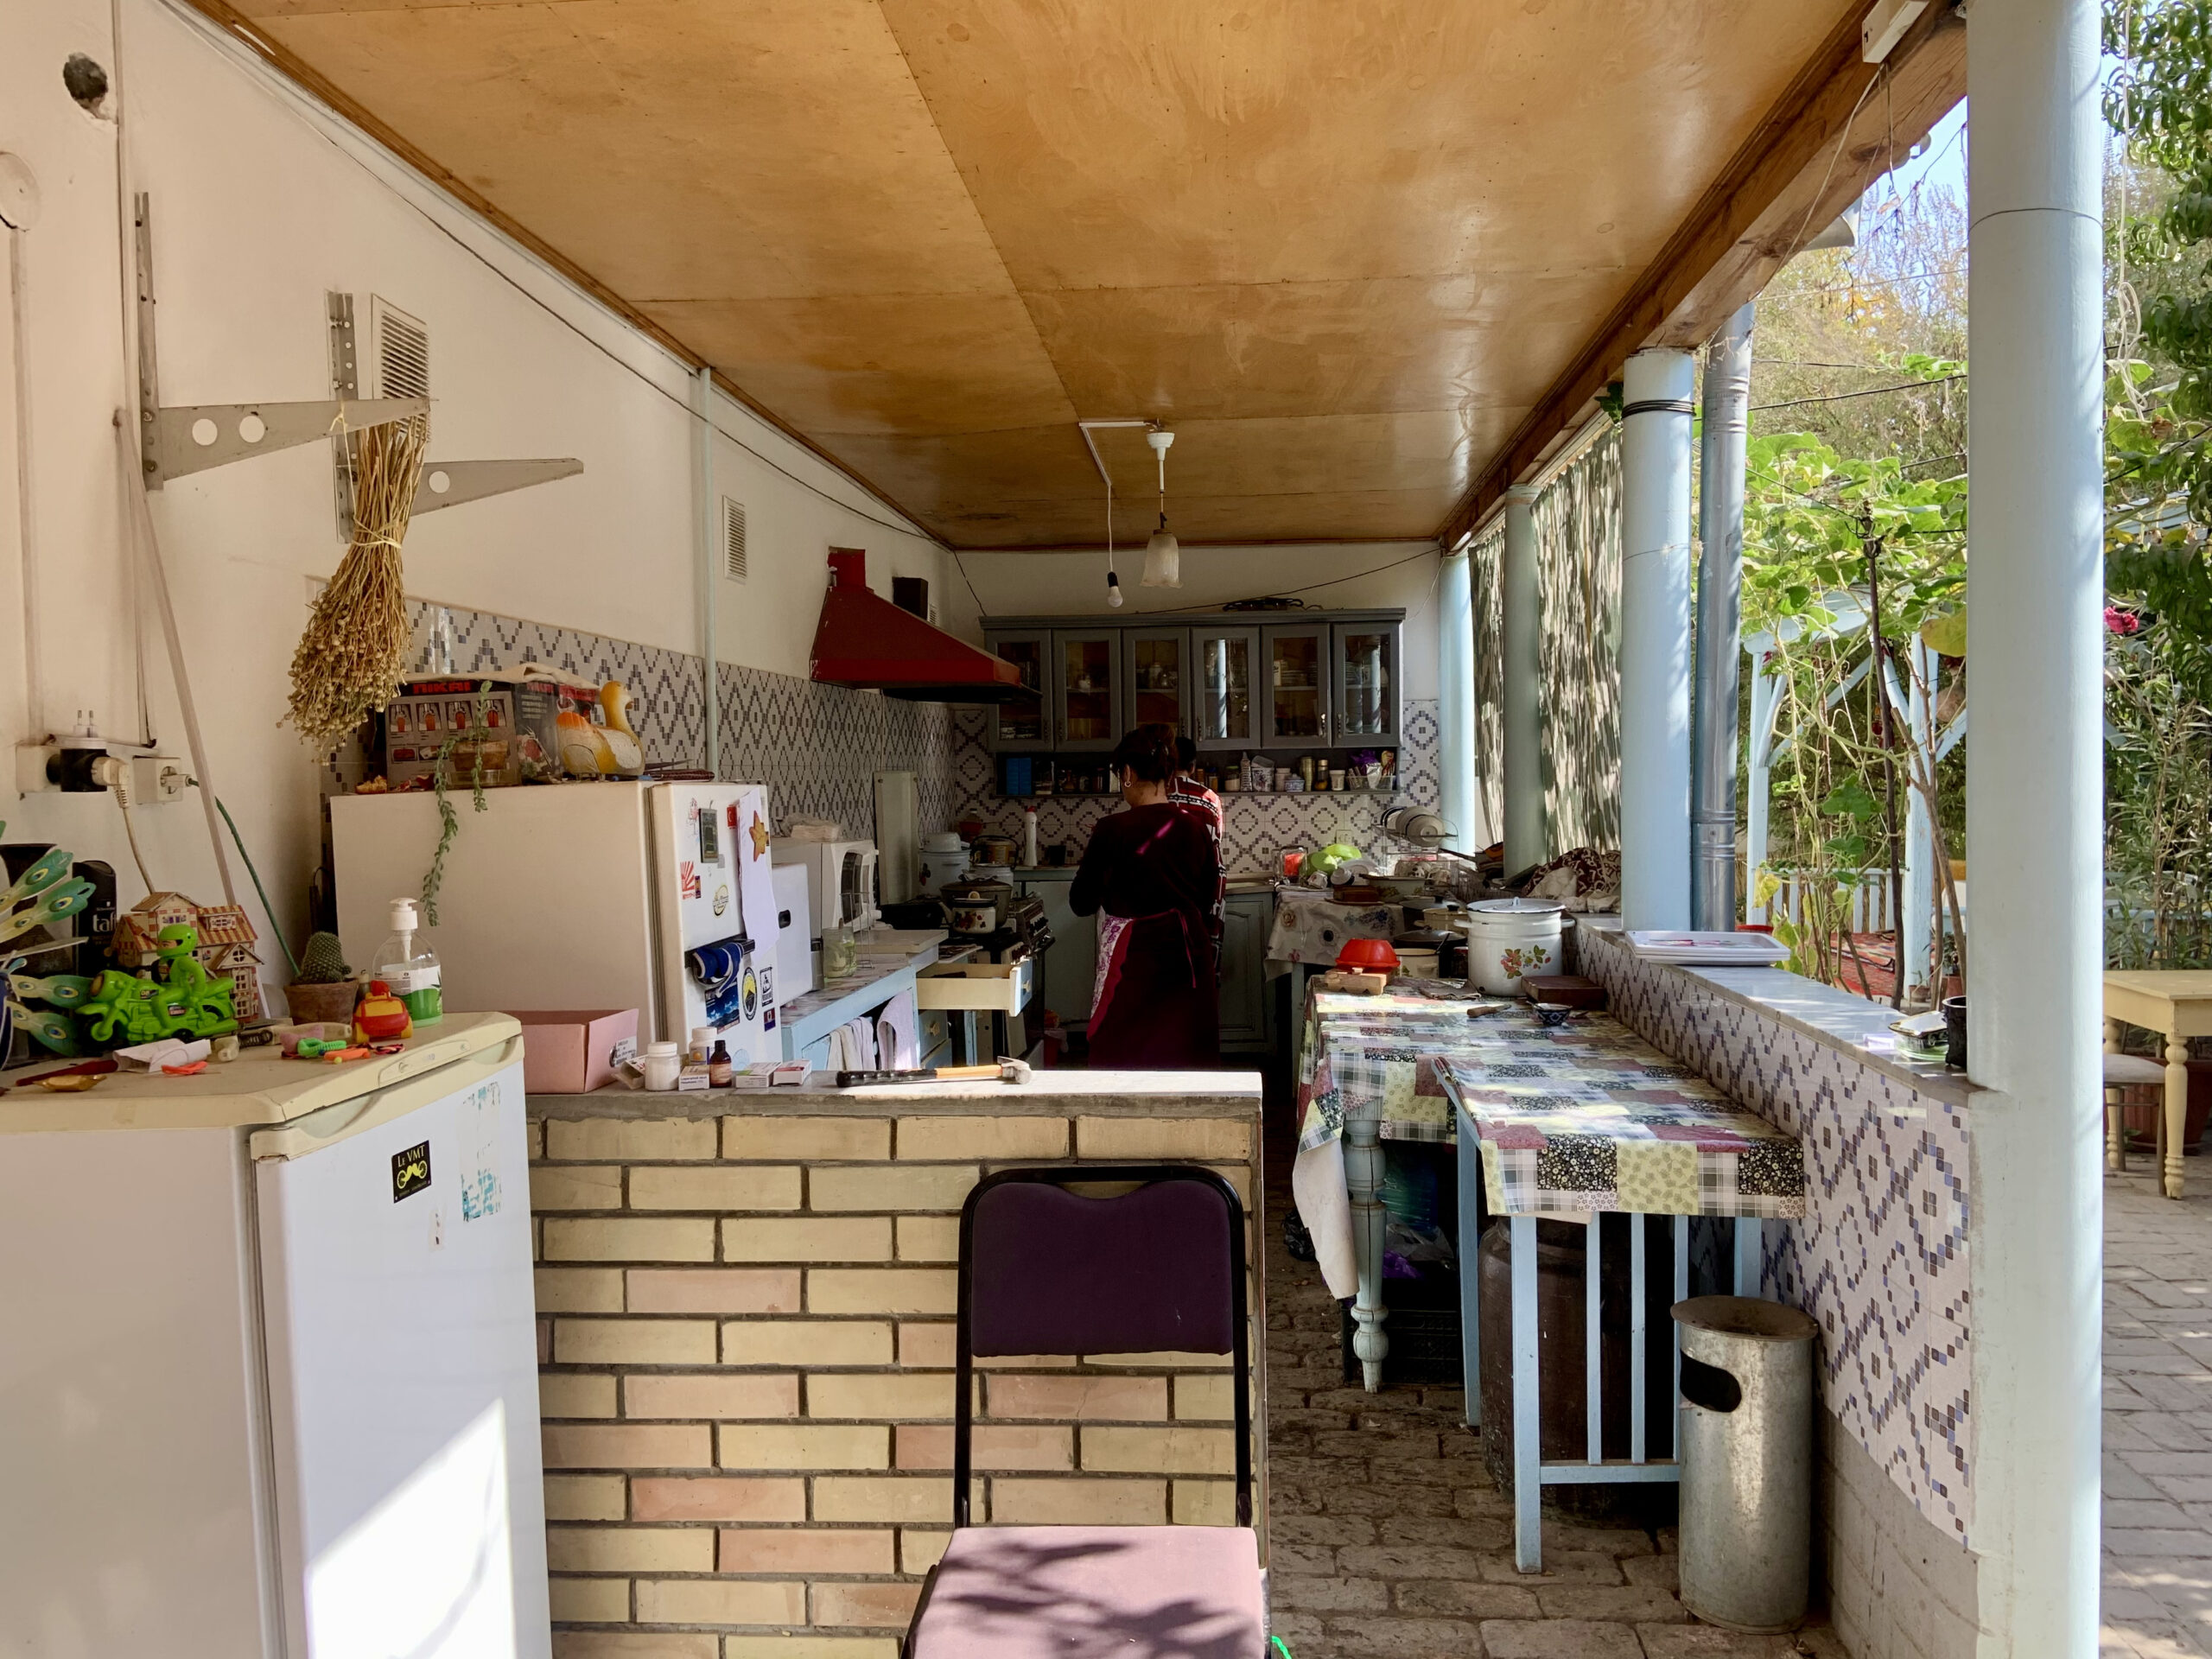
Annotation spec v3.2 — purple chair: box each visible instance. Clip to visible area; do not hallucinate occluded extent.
[903,1165,1266,1658]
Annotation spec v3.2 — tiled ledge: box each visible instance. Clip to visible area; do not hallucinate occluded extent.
[528,1072,1262,1121]
[1575,917,1978,1547]
[1579,917,1979,1110]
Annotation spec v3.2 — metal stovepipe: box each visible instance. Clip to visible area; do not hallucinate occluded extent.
[1692,304,1754,931]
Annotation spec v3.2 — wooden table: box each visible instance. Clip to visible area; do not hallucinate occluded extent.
[2105,970,2212,1198]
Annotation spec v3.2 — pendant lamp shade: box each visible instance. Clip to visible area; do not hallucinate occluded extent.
[1142,524,1179,587]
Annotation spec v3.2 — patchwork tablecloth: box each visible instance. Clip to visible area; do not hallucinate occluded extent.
[1296,984,1506,1147]
[1290,985,1804,1294]
[1441,1054,1805,1220]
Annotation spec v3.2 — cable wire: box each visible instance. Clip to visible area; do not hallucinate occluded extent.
[209,789,302,979]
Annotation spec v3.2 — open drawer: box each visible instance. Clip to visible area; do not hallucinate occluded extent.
[915,957,1036,1013]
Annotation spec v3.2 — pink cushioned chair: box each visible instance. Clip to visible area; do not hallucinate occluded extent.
[902,1166,1266,1658]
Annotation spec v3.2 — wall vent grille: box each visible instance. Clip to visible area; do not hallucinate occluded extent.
[722,497,747,582]
[371,296,430,404]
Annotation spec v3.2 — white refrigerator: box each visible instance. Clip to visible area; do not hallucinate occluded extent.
[0,1013,548,1659]
[330,780,782,1066]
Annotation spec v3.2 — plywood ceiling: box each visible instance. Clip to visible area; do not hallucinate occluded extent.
[232,0,1860,550]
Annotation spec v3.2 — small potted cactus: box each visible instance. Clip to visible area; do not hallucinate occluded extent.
[284,931,359,1026]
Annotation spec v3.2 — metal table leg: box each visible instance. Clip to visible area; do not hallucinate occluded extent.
[1457,1101,1482,1427]
[1511,1212,1541,1571]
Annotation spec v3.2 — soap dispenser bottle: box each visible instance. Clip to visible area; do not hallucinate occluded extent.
[373,897,444,1025]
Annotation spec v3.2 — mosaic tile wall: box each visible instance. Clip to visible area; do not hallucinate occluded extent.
[404,601,955,836]
[1578,925,1975,1547]
[950,698,1443,874]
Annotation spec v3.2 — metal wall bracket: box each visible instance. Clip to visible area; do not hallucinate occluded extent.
[414,458,582,515]
[132,197,426,489]
[146,397,429,486]
[327,286,582,532]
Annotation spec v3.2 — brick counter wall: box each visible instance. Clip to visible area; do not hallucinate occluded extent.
[526,1094,1265,1658]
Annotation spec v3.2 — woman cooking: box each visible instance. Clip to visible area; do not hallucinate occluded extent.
[1071,724,1223,1067]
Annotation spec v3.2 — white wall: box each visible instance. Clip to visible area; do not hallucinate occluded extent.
[0,0,949,950]
[956,542,1444,700]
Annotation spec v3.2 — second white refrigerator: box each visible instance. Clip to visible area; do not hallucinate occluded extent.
[331,780,782,1065]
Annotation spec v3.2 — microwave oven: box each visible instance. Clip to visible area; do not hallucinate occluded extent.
[769,837,880,939]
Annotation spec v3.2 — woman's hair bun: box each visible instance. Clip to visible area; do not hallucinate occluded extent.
[1110,722,1179,783]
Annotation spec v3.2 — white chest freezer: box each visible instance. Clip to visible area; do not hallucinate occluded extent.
[0,1013,550,1659]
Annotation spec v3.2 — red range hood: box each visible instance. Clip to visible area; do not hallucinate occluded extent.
[810,548,1030,703]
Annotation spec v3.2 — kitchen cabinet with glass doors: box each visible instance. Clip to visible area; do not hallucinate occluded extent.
[1262,623,1332,746]
[1051,630,1122,752]
[1191,623,1261,751]
[1332,620,1401,747]
[986,630,1050,752]
[1122,627,1191,737]
[982,609,1397,760]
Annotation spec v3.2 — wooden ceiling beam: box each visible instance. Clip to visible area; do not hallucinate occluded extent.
[180,0,948,549]
[1436,2,1967,548]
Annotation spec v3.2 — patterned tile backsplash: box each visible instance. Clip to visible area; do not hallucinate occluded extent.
[1578,925,1975,1548]
[950,698,1444,874]
[403,600,954,837]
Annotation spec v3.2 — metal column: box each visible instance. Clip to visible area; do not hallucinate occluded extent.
[1618,348,1697,931]
[1693,305,1753,931]
[1965,0,2104,1650]
[1501,486,1543,875]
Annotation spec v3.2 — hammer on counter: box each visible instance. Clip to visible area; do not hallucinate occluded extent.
[836,1058,1033,1088]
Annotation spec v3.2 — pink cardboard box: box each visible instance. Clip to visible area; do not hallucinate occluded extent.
[508,1008,639,1094]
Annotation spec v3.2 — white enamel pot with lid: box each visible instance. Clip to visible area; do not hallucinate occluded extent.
[1463,897,1567,995]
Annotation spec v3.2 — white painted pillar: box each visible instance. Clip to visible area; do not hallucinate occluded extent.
[1439,543,1479,852]
[1501,485,1544,874]
[1965,1,2103,1653]
[1618,347,1696,931]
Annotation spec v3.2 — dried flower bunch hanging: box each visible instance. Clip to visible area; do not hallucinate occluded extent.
[285,413,429,755]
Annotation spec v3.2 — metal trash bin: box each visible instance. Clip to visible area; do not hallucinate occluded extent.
[1672,1295,1821,1632]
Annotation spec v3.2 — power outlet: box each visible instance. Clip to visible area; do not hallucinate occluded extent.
[130,754,188,803]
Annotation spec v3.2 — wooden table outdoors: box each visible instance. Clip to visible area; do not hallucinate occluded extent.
[2105,970,2212,1199]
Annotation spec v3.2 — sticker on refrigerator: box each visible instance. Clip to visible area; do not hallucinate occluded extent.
[391,1141,432,1202]
[460,1081,504,1222]
[713,883,729,918]
[697,806,721,865]
[747,811,771,859]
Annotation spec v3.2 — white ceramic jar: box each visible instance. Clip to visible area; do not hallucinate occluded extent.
[1464,898,1567,995]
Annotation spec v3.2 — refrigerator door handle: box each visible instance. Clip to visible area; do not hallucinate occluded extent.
[249,1035,524,1161]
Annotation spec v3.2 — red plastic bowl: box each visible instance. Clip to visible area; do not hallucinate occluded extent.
[1336,938,1400,971]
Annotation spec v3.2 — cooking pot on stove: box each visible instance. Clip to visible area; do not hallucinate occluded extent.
[941,877,1012,936]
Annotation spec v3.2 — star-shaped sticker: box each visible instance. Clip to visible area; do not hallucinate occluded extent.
[747,811,771,859]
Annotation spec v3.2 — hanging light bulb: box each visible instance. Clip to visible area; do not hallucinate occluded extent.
[1141,429,1179,588]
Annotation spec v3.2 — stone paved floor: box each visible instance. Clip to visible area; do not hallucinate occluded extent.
[2103,1166,2212,1657]
[1259,1151,2212,1656]
[1260,1127,1848,1658]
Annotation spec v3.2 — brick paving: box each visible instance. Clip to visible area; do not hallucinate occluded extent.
[1261,1128,1848,1658]
[2103,1168,2212,1658]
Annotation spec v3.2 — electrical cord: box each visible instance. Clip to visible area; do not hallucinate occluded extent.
[203,785,302,980]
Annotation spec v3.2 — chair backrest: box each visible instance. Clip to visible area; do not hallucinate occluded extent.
[953,1165,1251,1528]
